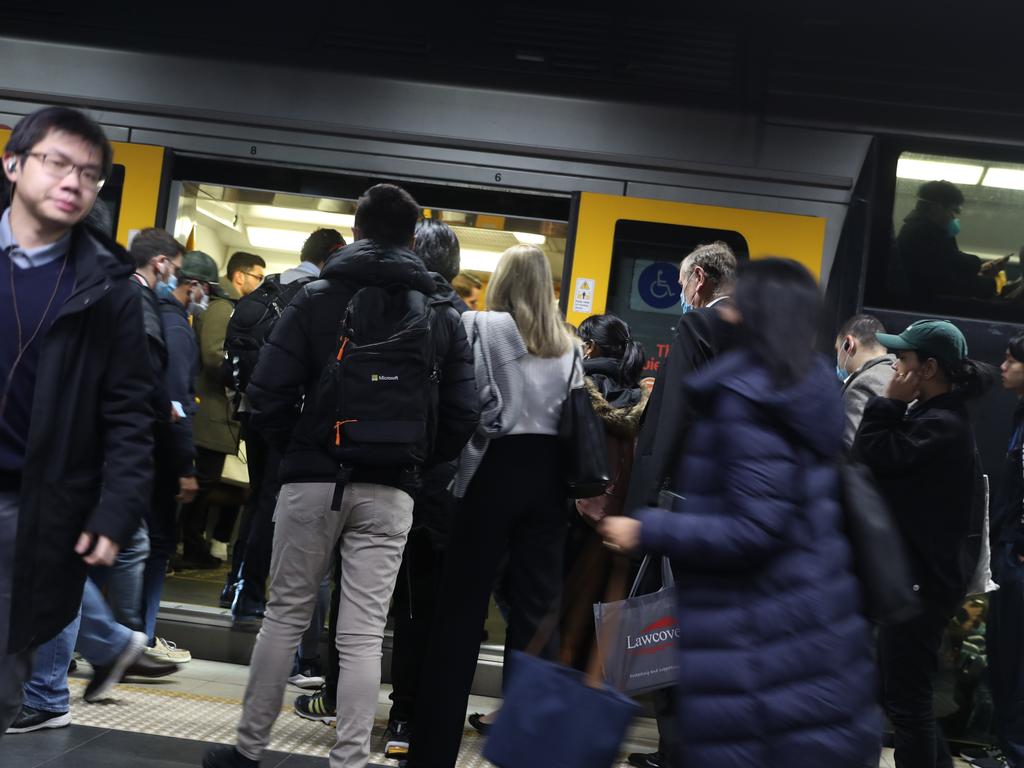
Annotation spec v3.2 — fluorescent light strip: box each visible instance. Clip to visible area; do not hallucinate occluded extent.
[196,203,238,230]
[247,205,355,228]
[459,248,504,273]
[247,227,311,252]
[896,158,984,185]
[982,167,1024,191]
[512,231,546,245]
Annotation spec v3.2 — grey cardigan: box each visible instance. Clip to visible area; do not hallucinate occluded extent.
[840,354,896,452]
[452,311,527,497]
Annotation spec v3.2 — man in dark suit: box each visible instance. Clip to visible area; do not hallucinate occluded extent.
[623,240,738,768]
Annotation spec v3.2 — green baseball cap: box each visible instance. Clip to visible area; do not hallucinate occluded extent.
[876,319,968,367]
[178,251,220,285]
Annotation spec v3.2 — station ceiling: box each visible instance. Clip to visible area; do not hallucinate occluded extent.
[2,4,1021,137]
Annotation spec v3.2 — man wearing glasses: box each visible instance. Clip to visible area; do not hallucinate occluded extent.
[0,107,153,734]
[178,250,265,569]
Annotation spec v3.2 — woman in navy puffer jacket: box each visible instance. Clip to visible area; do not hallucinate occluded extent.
[603,258,880,768]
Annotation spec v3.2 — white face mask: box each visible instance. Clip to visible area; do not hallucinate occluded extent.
[188,284,209,315]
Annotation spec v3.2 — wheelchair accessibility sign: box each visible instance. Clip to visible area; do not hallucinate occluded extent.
[634,260,682,312]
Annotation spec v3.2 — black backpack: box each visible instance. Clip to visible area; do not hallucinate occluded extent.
[314,284,445,471]
[222,274,313,396]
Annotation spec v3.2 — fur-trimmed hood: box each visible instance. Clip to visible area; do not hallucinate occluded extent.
[585,378,648,440]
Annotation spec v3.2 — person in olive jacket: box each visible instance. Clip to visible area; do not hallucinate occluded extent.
[0,107,153,735]
[178,251,265,566]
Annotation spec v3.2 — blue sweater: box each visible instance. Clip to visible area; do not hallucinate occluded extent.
[0,250,76,475]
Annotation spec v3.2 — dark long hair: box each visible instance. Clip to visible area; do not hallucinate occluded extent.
[734,258,821,388]
[939,357,999,400]
[578,314,646,387]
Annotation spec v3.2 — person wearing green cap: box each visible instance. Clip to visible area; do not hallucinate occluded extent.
[853,318,994,768]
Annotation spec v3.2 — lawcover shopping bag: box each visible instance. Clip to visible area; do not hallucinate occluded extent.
[593,555,679,695]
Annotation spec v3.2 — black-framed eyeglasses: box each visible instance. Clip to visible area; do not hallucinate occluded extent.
[240,271,264,283]
[24,152,106,190]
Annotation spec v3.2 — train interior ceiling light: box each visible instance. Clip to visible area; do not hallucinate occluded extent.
[896,154,1024,190]
[178,184,566,279]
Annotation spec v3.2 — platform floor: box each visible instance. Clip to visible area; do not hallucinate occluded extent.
[0,659,972,768]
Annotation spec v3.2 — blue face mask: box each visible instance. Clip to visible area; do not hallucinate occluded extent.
[836,344,851,382]
[679,274,695,314]
[947,218,961,238]
[155,273,177,299]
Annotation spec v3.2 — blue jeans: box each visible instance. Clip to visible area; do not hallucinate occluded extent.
[23,577,132,712]
[93,523,149,632]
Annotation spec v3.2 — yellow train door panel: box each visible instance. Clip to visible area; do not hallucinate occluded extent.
[567,191,828,374]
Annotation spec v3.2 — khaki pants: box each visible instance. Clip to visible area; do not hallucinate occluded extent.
[236,481,413,768]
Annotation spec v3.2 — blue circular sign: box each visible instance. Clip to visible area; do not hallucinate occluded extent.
[637,261,682,309]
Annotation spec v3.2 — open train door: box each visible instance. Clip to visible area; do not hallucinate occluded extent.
[560,191,828,376]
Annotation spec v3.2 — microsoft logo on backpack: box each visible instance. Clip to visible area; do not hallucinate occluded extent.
[371,374,399,382]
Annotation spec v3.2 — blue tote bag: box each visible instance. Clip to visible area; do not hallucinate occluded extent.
[483,558,642,768]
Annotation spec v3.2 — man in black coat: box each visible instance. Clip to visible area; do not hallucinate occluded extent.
[623,240,738,768]
[204,185,478,768]
[0,107,153,735]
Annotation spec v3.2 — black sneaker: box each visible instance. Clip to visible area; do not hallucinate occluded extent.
[219,582,238,609]
[202,745,259,768]
[6,705,71,733]
[293,684,336,724]
[232,592,266,629]
[627,751,665,768]
[384,720,411,760]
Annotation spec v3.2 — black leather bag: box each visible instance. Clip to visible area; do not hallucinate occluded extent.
[559,350,610,499]
[839,462,921,625]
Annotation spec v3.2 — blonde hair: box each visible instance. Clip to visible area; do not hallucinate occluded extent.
[487,245,573,357]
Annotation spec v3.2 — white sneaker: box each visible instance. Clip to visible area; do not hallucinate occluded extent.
[145,637,192,664]
[209,539,228,560]
[288,670,326,689]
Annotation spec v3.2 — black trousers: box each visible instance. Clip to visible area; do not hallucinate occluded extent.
[408,435,567,768]
[989,543,1024,768]
[388,525,445,725]
[178,446,227,559]
[879,596,959,768]
[229,431,280,603]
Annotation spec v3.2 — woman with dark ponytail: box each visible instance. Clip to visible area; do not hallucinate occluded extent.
[576,314,648,523]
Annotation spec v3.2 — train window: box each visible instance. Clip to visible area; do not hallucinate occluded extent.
[603,220,748,375]
[879,151,1024,321]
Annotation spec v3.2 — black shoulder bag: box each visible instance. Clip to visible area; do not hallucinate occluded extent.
[559,348,611,499]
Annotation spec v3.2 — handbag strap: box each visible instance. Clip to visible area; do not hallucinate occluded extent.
[627,554,675,598]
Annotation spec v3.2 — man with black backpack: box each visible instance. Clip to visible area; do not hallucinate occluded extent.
[203,184,478,768]
[221,228,344,624]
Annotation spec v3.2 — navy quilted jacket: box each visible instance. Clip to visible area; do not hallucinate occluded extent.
[637,349,880,768]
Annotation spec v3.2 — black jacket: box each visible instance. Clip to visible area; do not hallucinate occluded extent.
[247,240,478,491]
[10,226,154,653]
[624,304,737,513]
[131,278,171,421]
[160,295,200,477]
[896,210,996,300]
[853,392,982,602]
[992,400,1024,555]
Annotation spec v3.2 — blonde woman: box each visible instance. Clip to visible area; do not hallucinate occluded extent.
[408,245,577,768]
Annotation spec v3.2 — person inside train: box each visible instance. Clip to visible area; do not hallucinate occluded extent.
[622,240,738,768]
[0,106,155,735]
[602,257,880,768]
[987,333,1024,768]
[203,183,477,768]
[224,228,345,627]
[896,179,1007,302]
[177,250,265,569]
[407,244,577,768]
[852,319,995,768]
[834,313,895,453]
[451,271,482,309]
